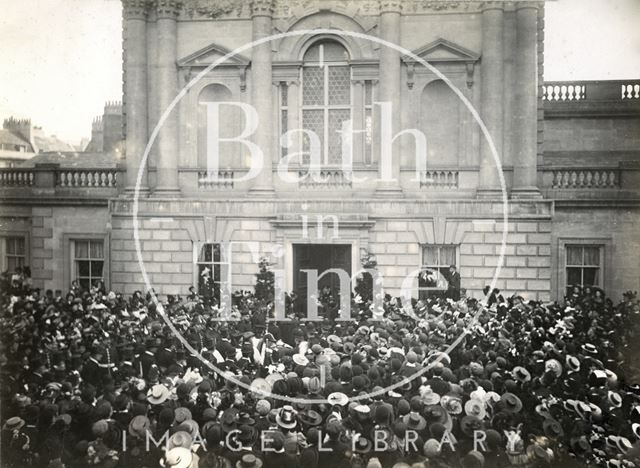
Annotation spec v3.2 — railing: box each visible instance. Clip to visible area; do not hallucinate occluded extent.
[298,170,353,189]
[57,169,118,187]
[420,170,459,189]
[0,169,35,187]
[198,171,234,189]
[548,168,621,189]
[0,165,122,192]
[542,80,640,101]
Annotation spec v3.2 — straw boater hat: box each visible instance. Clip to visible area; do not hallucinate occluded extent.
[275,406,298,429]
[147,384,171,405]
[2,417,25,431]
[292,354,309,366]
[327,392,349,407]
[237,454,263,468]
[161,447,193,468]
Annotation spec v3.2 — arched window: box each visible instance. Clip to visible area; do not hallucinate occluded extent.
[198,84,240,168]
[420,80,459,166]
[301,40,351,165]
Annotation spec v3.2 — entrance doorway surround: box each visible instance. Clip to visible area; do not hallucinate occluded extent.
[270,213,375,292]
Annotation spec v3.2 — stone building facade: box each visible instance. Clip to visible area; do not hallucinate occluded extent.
[1,0,639,303]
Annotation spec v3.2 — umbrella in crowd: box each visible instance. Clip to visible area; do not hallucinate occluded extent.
[1,268,640,468]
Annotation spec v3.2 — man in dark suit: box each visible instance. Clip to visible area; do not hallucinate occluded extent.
[445,265,461,301]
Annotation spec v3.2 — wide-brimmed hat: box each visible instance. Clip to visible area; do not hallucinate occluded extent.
[299,410,323,427]
[608,391,623,408]
[275,406,298,429]
[249,378,271,398]
[220,408,239,432]
[566,355,580,372]
[500,393,523,413]
[236,454,263,468]
[128,415,150,439]
[353,436,373,453]
[327,392,349,407]
[581,343,598,355]
[464,399,486,420]
[292,354,309,366]
[544,359,563,377]
[424,404,452,431]
[403,412,427,431]
[2,417,25,431]
[512,366,531,383]
[162,447,193,468]
[168,431,193,450]
[440,394,463,415]
[419,385,441,405]
[542,419,564,439]
[147,384,171,405]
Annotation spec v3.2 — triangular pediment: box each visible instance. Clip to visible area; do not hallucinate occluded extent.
[178,42,250,68]
[402,38,479,64]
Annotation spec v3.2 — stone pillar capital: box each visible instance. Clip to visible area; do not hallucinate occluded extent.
[122,0,149,19]
[352,79,366,86]
[251,0,274,18]
[480,1,505,12]
[514,1,540,11]
[286,79,299,87]
[156,0,182,19]
[379,0,402,14]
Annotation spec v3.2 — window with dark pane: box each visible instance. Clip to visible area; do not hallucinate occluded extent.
[565,244,602,295]
[195,242,230,303]
[74,239,104,290]
[301,40,351,165]
[419,245,457,299]
[5,236,26,272]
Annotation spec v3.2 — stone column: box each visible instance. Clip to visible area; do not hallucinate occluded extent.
[375,0,403,197]
[123,0,149,193]
[249,0,275,195]
[286,79,301,161]
[477,2,504,198]
[512,2,541,198]
[153,0,181,196]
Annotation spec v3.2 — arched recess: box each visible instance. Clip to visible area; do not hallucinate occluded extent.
[274,12,374,62]
[420,80,460,167]
[197,84,242,169]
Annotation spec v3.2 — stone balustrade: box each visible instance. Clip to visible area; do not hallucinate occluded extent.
[198,171,235,189]
[297,170,353,189]
[0,169,35,187]
[542,80,640,101]
[0,164,123,198]
[420,170,459,189]
[548,168,620,189]
[57,169,119,188]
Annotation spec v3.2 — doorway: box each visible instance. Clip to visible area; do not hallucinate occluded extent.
[292,244,352,300]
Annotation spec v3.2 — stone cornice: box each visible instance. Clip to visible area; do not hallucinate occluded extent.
[109,198,554,220]
[122,0,149,19]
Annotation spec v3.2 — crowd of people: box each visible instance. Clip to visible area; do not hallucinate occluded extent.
[1,265,640,468]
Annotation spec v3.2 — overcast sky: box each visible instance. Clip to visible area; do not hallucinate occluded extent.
[0,0,639,142]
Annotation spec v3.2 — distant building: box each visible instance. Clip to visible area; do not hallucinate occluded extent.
[85,101,124,155]
[0,118,36,167]
[0,117,78,167]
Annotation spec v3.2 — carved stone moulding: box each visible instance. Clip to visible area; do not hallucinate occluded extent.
[123,0,150,19]
[251,0,274,17]
[156,0,183,18]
